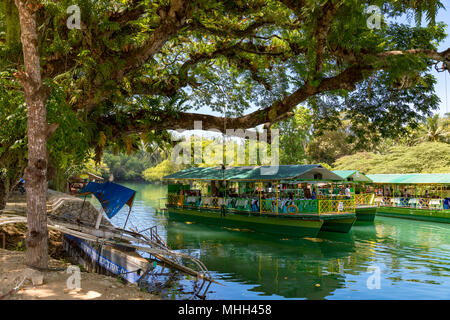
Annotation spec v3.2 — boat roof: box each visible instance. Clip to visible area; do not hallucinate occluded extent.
[366,173,450,185]
[332,170,373,183]
[163,165,344,182]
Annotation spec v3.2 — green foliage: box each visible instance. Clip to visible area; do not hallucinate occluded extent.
[333,142,450,174]
[1,0,446,150]
[14,240,25,251]
[46,84,91,171]
[418,114,450,143]
[318,162,332,170]
[142,159,186,182]
[0,0,20,45]
[140,135,276,181]
[306,120,357,166]
[310,69,441,150]
[0,71,27,201]
[0,72,92,194]
[274,106,312,164]
[102,149,158,181]
[1,0,449,193]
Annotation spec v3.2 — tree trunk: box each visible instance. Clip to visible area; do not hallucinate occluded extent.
[15,0,49,270]
[0,180,7,212]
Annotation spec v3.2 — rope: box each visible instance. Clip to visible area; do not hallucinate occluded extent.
[0,275,27,300]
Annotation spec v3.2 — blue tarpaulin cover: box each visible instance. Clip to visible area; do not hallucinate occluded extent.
[79,182,136,219]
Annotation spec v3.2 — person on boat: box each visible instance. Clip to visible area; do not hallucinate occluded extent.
[251,198,259,212]
[304,188,311,199]
[345,185,351,199]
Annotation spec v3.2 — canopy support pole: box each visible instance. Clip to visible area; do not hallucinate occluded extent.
[95,210,103,230]
[393,184,396,207]
[259,181,262,214]
[77,195,87,222]
[123,206,133,231]
[276,181,279,215]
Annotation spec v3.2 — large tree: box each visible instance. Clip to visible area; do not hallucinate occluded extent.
[2,0,450,269]
[2,1,449,140]
[273,106,312,164]
[13,0,51,269]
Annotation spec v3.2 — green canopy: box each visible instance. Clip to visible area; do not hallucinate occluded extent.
[366,173,450,185]
[163,165,344,182]
[333,170,373,183]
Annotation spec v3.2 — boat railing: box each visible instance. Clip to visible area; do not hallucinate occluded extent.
[317,195,347,200]
[167,194,357,215]
[318,199,355,215]
[167,194,184,206]
[374,196,450,210]
[201,196,223,209]
[354,193,375,206]
[260,199,276,213]
[275,199,318,214]
[226,198,253,212]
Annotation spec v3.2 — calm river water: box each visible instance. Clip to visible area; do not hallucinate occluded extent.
[100,182,450,300]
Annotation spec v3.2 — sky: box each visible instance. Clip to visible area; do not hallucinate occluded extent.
[429,7,450,116]
[195,6,450,120]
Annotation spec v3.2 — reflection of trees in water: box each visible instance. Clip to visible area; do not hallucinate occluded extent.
[166,216,450,298]
[113,184,450,298]
[126,182,167,208]
[355,218,450,283]
[166,220,356,299]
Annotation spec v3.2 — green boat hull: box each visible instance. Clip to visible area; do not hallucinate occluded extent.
[167,206,356,238]
[319,216,357,233]
[355,205,377,222]
[376,206,450,224]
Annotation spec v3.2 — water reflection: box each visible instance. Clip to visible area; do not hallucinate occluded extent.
[107,183,450,299]
[166,220,357,299]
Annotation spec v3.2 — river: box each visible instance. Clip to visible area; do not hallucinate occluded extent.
[98,182,450,300]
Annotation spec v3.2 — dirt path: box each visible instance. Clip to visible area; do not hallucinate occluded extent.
[0,249,159,300]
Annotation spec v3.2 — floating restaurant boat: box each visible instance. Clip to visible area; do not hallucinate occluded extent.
[366,173,450,223]
[332,170,378,222]
[162,165,358,238]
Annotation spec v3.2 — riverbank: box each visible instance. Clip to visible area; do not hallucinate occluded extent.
[0,248,159,300]
[0,189,161,300]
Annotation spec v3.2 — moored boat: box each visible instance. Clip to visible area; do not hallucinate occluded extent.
[163,165,357,238]
[366,173,450,223]
[333,170,378,222]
